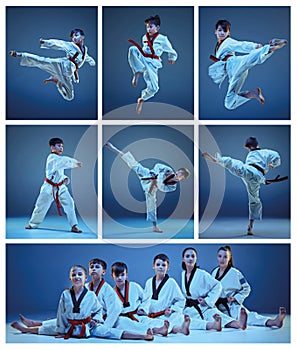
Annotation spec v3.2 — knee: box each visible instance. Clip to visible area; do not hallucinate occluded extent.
[128,46,139,55]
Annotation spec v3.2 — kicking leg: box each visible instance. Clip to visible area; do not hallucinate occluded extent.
[202,152,219,164]
[136,98,144,115]
[269,38,288,52]
[43,76,58,85]
[9,50,22,58]
[104,142,124,157]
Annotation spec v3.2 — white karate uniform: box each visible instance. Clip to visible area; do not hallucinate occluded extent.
[86,281,123,339]
[28,152,80,228]
[20,39,96,101]
[114,281,164,333]
[39,288,103,337]
[128,33,177,101]
[216,149,281,220]
[181,268,236,329]
[140,276,185,332]
[121,151,177,222]
[208,36,273,110]
[211,266,269,326]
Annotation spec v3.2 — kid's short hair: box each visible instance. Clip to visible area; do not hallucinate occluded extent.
[215,19,231,32]
[244,136,259,149]
[178,167,191,179]
[49,137,63,147]
[111,262,128,276]
[144,15,161,27]
[88,258,107,270]
[70,28,85,37]
[153,253,169,264]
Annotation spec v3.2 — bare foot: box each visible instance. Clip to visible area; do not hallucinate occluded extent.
[43,76,58,85]
[144,328,154,341]
[247,225,254,236]
[239,307,248,330]
[172,314,191,335]
[132,72,140,87]
[25,224,32,229]
[19,314,42,327]
[269,38,288,51]
[254,87,265,105]
[266,307,286,328]
[71,225,82,233]
[9,50,22,58]
[11,321,36,334]
[153,226,163,233]
[136,98,144,115]
[153,320,169,336]
[202,152,218,163]
[207,314,222,331]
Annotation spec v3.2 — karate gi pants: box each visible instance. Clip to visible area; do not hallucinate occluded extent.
[224,45,273,110]
[128,46,161,101]
[21,53,74,101]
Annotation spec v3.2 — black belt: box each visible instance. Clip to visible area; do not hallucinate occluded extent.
[215,298,231,317]
[185,298,204,319]
[248,163,265,176]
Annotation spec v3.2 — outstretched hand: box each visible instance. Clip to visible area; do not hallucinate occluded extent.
[168,60,175,65]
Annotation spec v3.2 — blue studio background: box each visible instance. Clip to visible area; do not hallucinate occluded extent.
[6,243,290,317]
[6,125,98,221]
[199,6,290,120]
[103,6,194,117]
[6,6,98,120]
[199,125,290,220]
[103,125,194,224]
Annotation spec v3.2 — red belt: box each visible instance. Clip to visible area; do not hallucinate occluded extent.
[210,54,233,62]
[128,39,160,59]
[64,316,91,339]
[68,52,80,81]
[148,309,166,318]
[45,177,64,216]
[120,309,139,322]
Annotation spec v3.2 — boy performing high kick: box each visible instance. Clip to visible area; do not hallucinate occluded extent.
[9,28,96,101]
[208,19,287,110]
[105,141,190,233]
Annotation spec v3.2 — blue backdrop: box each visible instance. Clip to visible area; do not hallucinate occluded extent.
[6,6,98,120]
[199,6,290,120]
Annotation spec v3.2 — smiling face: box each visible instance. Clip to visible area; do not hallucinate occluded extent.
[182,249,197,269]
[215,24,230,43]
[69,266,87,289]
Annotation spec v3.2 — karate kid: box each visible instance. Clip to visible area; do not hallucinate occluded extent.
[208,19,287,110]
[9,28,96,101]
[111,261,170,336]
[128,15,178,114]
[202,136,286,235]
[181,247,247,331]
[212,246,287,327]
[139,254,191,335]
[11,264,155,341]
[104,141,190,233]
[25,137,83,233]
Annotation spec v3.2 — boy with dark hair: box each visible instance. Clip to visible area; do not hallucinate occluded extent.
[139,253,191,335]
[128,14,178,114]
[9,28,96,101]
[202,136,287,235]
[208,19,287,110]
[25,137,83,233]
